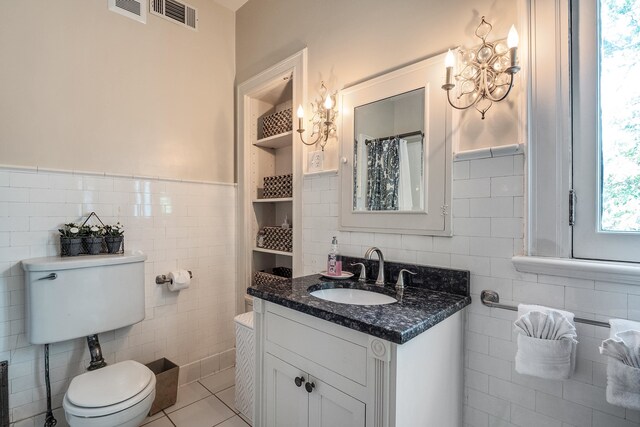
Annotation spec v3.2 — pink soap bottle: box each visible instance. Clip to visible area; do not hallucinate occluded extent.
[327,236,342,276]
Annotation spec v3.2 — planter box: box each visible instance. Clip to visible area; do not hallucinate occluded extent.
[59,236,125,257]
[146,358,179,415]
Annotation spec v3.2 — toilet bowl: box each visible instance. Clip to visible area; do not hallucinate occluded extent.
[63,360,156,427]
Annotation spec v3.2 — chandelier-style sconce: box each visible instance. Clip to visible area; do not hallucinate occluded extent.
[442,17,520,119]
[296,82,338,150]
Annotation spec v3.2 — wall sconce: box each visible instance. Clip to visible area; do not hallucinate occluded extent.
[296,82,338,150]
[442,17,520,119]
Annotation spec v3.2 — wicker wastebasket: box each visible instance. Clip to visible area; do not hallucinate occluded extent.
[145,358,179,415]
[234,312,255,423]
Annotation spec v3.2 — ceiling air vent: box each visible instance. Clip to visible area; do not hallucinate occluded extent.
[150,0,198,31]
[108,0,147,24]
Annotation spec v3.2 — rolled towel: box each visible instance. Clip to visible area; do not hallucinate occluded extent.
[600,319,640,410]
[514,311,577,342]
[514,304,577,380]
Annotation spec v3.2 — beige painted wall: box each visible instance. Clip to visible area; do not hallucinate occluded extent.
[0,0,235,183]
[236,0,522,167]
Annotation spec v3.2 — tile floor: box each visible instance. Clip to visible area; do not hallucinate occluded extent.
[142,367,251,427]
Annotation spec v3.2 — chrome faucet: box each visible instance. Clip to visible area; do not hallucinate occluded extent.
[364,247,385,285]
[396,269,417,291]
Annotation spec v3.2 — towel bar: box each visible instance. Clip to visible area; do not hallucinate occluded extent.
[480,290,610,328]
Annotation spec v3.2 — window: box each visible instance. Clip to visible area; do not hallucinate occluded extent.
[572,0,640,262]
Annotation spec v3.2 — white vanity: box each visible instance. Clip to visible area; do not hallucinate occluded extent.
[249,268,469,427]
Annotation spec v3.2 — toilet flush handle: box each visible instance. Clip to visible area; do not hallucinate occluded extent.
[37,273,57,280]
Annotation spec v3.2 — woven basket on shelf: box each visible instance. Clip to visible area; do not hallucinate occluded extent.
[253,271,289,287]
[262,227,292,253]
[262,174,292,199]
[261,108,292,138]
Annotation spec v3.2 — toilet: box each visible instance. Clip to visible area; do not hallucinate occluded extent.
[22,252,156,427]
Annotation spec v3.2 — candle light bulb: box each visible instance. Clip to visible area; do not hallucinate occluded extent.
[507,25,519,48]
[297,104,304,118]
[445,49,455,68]
[324,95,333,110]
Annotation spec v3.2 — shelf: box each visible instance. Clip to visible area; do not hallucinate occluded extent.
[254,131,293,149]
[253,197,293,203]
[253,247,293,256]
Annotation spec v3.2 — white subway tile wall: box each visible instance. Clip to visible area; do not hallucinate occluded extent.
[302,154,640,427]
[0,169,237,425]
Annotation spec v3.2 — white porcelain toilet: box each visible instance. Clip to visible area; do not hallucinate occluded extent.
[22,252,156,427]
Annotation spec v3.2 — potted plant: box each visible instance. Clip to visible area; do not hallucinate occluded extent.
[82,224,104,255]
[58,223,82,256]
[103,223,124,254]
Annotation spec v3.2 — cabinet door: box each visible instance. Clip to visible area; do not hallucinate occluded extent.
[264,353,309,427]
[308,375,366,427]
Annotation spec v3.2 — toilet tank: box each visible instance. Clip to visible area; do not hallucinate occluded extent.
[22,252,147,345]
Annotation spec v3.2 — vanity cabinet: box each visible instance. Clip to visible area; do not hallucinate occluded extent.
[265,353,366,427]
[253,298,464,427]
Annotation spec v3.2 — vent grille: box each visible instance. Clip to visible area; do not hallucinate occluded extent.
[165,0,185,23]
[151,0,163,14]
[150,0,197,30]
[108,0,146,23]
[186,6,196,28]
[115,0,141,15]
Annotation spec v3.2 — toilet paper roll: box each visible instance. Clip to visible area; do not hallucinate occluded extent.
[167,270,191,292]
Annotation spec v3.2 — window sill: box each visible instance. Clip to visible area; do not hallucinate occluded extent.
[512,256,640,285]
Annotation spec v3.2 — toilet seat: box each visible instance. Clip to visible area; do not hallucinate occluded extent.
[63,361,156,418]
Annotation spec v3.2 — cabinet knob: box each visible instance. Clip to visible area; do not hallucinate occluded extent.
[294,376,305,387]
[305,381,315,393]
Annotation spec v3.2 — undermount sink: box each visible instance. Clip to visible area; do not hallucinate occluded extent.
[309,287,397,306]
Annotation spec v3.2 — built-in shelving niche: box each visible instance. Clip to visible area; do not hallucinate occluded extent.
[237,49,306,313]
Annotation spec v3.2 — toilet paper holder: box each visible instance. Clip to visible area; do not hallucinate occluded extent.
[155,271,193,285]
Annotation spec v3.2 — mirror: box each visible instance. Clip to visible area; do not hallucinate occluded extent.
[339,52,454,236]
[353,88,425,211]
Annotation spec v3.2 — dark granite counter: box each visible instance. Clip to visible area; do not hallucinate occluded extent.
[248,261,471,344]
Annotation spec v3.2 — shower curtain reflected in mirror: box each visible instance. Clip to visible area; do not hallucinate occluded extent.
[364,137,414,211]
[366,138,400,210]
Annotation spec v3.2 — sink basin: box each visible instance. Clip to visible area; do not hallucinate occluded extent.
[309,288,397,305]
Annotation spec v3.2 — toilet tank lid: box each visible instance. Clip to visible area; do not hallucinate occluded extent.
[66,360,153,408]
[21,251,146,272]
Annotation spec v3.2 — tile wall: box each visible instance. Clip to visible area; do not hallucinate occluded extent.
[302,154,640,427]
[0,167,237,425]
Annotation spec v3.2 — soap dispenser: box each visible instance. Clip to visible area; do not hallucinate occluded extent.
[327,236,342,276]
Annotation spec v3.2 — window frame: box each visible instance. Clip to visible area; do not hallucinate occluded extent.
[571,0,640,263]
[517,0,640,282]
[526,0,573,259]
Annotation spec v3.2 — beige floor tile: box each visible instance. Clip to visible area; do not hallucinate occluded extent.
[168,395,235,427]
[217,415,250,427]
[215,385,238,413]
[238,412,252,426]
[163,381,212,414]
[142,416,174,427]
[199,367,235,394]
[142,410,166,425]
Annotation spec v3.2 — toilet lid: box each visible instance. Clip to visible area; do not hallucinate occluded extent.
[66,360,153,408]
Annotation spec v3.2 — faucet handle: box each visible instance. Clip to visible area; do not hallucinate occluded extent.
[350,263,367,282]
[396,269,417,290]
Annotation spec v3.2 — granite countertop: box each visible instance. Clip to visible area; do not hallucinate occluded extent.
[247,274,471,344]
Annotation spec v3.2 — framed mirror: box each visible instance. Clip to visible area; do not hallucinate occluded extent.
[339,52,453,235]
